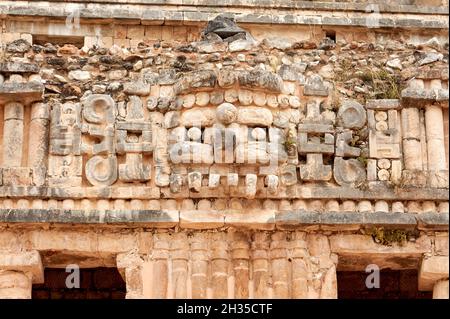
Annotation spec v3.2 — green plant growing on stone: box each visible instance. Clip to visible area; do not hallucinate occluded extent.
[356,155,368,166]
[283,128,297,156]
[358,68,402,100]
[334,59,354,82]
[369,227,413,246]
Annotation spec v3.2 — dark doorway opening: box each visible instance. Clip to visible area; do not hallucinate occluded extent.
[337,269,432,299]
[32,267,126,299]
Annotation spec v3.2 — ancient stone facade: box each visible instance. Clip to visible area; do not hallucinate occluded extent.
[0,0,448,299]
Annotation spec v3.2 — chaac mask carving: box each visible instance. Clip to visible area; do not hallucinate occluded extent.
[0,17,448,200]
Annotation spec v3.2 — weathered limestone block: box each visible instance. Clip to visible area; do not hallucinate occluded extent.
[425,105,448,188]
[245,174,258,199]
[210,233,229,298]
[225,210,275,230]
[291,232,308,298]
[170,233,189,299]
[337,100,366,129]
[419,256,449,291]
[218,69,236,88]
[238,69,283,93]
[335,131,361,157]
[49,102,82,156]
[169,173,183,193]
[278,64,304,82]
[123,81,151,96]
[169,141,214,164]
[251,232,270,298]
[68,70,91,82]
[298,123,334,154]
[263,37,294,50]
[289,96,301,108]
[265,175,279,194]
[28,103,50,186]
[0,271,32,299]
[433,280,449,299]
[48,155,83,187]
[85,155,118,186]
[0,81,44,105]
[227,173,239,186]
[119,154,151,182]
[195,92,210,106]
[117,252,145,299]
[210,91,224,105]
[270,232,289,298]
[368,107,401,159]
[230,232,250,299]
[177,70,216,92]
[300,153,332,181]
[237,107,273,126]
[216,103,237,125]
[181,94,195,108]
[194,41,227,54]
[0,250,44,299]
[280,164,298,186]
[190,233,209,298]
[188,171,202,192]
[0,62,39,74]
[180,108,216,127]
[2,102,24,168]
[277,94,290,108]
[320,265,337,299]
[304,75,329,96]
[333,157,366,187]
[1,168,33,186]
[235,141,269,165]
[116,123,153,153]
[180,210,224,229]
[238,90,253,105]
[82,94,116,125]
[149,234,170,298]
[253,92,267,106]
[403,139,423,171]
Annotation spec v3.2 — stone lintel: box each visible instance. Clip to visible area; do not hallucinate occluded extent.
[0,209,179,228]
[366,99,401,110]
[0,82,44,105]
[276,211,448,231]
[0,62,40,74]
[330,234,432,255]
[401,88,449,109]
[0,209,448,231]
[0,250,44,284]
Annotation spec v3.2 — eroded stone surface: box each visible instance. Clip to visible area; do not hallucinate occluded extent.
[0,5,449,300]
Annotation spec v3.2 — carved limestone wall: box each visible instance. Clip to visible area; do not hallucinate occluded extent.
[0,13,448,299]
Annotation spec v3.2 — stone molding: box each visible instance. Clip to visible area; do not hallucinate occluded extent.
[0,209,448,231]
[0,2,448,30]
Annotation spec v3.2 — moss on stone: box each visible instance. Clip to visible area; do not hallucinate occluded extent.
[369,227,419,246]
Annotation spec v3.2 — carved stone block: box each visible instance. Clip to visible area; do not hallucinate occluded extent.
[300,154,332,181]
[368,109,401,159]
